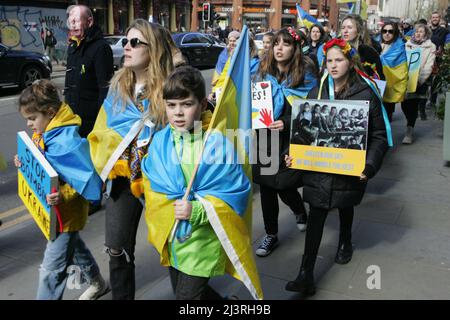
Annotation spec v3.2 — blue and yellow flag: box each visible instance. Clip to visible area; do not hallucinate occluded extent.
[43,103,102,201]
[205,25,262,300]
[212,48,229,86]
[88,92,155,182]
[380,38,408,103]
[296,3,321,29]
[143,26,263,300]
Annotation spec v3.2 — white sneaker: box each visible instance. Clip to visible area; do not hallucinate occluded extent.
[79,274,109,300]
[402,126,414,144]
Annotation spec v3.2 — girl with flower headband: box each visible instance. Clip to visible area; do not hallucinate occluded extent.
[252,27,318,258]
[284,38,389,298]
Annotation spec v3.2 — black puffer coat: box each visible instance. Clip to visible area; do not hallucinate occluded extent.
[64,25,114,137]
[303,74,388,210]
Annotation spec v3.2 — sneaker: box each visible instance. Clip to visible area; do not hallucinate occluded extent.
[255,235,278,257]
[79,274,109,300]
[296,213,307,232]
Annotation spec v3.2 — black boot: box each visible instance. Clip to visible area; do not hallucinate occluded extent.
[285,255,316,297]
[335,242,353,264]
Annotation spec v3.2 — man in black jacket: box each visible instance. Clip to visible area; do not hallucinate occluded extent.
[65,5,113,216]
[64,5,113,138]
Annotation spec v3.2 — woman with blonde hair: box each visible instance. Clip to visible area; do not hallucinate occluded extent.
[88,19,174,299]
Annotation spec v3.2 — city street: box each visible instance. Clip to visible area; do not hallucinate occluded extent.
[1,63,450,300]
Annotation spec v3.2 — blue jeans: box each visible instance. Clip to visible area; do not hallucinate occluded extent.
[36,231,100,300]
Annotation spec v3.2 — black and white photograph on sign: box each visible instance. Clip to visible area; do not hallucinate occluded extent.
[290,99,370,150]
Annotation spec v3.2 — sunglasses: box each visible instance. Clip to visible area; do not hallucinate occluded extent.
[382,29,394,34]
[121,37,148,48]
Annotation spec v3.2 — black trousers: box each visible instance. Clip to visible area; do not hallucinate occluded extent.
[168,267,223,300]
[105,177,143,300]
[384,102,396,122]
[401,99,422,127]
[303,206,354,258]
[260,185,307,235]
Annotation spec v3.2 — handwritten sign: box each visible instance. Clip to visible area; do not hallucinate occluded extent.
[406,48,422,93]
[17,131,58,240]
[289,99,369,177]
[251,81,274,129]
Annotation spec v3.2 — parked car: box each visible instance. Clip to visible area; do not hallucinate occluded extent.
[105,35,125,70]
[0,43,52,89]
[172,32,226,68]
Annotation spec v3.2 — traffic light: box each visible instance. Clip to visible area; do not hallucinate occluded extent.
[202,3,210,22]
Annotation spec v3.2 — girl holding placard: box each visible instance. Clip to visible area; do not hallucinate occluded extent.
[285,39,390,298]
[252,27,318,257]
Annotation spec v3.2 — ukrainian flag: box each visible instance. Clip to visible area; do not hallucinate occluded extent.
[43,103,102,201]
[212,48,229,86]
[88,92,155,182]
[380,38,408,103]
[296,3,321,29]
[143,26,263,300]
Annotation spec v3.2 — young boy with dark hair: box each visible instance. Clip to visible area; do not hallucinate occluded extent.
[141,66,262,300]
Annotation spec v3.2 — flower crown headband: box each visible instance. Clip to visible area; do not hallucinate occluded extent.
[287,27,302,43]
[323,38,357,57]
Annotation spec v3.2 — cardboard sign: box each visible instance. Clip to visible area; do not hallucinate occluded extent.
[251,81,274,129]
[406,48,422,93]
[17,131,58,240]
[289,99,369,177]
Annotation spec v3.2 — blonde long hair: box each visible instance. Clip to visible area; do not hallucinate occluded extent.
[109,19,174,126]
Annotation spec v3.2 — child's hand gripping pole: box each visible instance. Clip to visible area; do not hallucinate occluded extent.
[168,130,211,243]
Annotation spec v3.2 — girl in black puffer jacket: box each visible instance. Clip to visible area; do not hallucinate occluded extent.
[285,39,390,298]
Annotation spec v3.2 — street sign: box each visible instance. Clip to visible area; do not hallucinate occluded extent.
[17,131,58,240]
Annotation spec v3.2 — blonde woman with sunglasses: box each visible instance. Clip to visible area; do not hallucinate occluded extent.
[88,19,174,300]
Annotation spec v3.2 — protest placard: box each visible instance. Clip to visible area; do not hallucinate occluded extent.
[17,131,58,240]
[251,81,274,129]
[406,48,422,93]
[289,99,369,177]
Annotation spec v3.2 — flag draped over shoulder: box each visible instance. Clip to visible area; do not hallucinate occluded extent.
[296,3,321,29]
[88,92,155,182]
[43,103,102,201]
[380,38,408,103]
[264,72,318,120]
[212,48,229,87]
[143,26,262,300]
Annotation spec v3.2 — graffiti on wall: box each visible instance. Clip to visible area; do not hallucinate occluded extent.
[0,5,68,56]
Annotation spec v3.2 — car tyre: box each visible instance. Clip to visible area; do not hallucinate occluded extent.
[20,65,43,89]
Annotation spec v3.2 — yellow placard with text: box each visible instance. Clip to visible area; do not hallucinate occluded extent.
[289,144,366,177]
[18,171,52,240]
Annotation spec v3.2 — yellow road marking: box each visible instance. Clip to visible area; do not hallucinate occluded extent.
[0,205,26,220]
[0,213,32,231]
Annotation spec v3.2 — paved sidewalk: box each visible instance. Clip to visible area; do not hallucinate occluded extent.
[1,106,449,300]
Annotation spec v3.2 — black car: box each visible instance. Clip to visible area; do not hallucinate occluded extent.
[0,43,52,89]
[172,32,226,68]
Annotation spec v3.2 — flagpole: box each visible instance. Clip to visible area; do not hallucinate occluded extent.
[168,128,213,242]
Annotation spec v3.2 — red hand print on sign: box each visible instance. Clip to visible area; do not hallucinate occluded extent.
[259,108,273,127]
